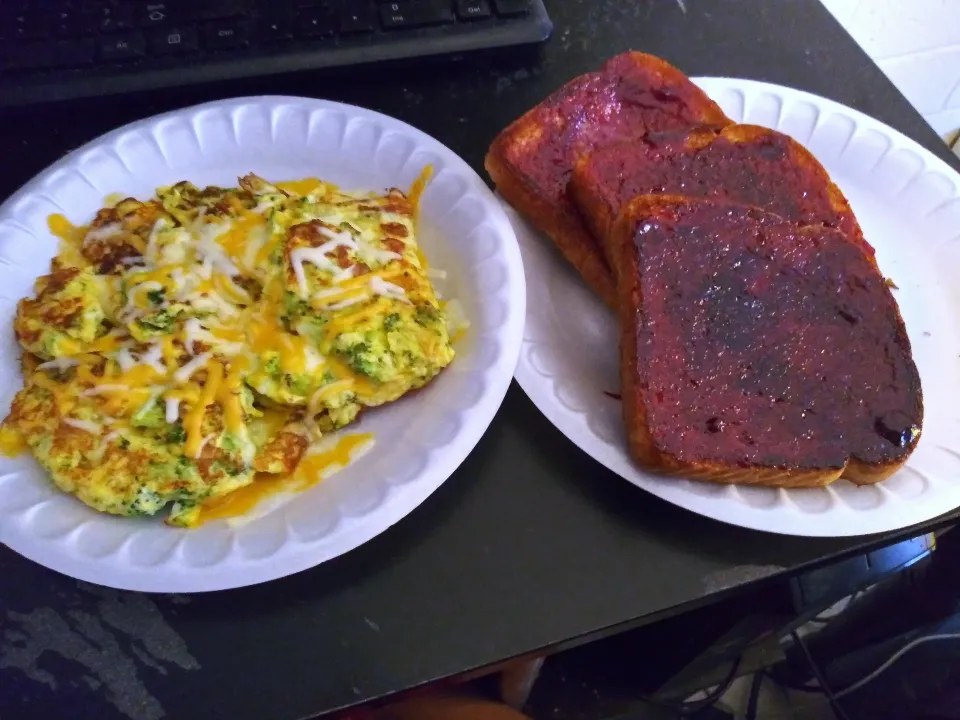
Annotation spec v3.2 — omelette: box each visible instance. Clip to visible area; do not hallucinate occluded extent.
[0,173,456,526]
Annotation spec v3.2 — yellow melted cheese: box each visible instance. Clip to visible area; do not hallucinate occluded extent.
[0,424,27,456]
[196,431,373,525]
[14,171,448,525]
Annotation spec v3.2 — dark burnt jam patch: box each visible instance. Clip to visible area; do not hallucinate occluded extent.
[587,130,858,241]
[632,204,921,469]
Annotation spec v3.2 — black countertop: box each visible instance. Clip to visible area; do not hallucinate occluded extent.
[2,2,959,719]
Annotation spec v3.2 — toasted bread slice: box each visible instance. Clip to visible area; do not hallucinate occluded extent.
[485,52,730,308]
[571,124,872,264]
[610,196,921,487]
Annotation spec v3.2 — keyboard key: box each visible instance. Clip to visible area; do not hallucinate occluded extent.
[380,1,453,29]
[296,8,337,38]
[493,0,529,16]
[257,17,293,43]
[198,0,248,20]
[337,5,375,34]
[2,11,50,41]
[52,9,98,38]
[202,20,249,49]
[56,39,97,67]
[94,4,136,34]
[99,33,147,61]
[456,0,491,20]
[136,2,186,29]
[147,26,199,55]
[414,0,456,25]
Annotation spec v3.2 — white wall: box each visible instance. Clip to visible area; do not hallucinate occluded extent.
[820,0,960,142]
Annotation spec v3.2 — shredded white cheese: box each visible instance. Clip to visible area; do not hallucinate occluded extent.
[289,233,360,296]
[141,342,167,374]
[174,352,211,384]
[331,265,356,284]
[313,286,347,300]
[370,276,410,303]
[183,318,204,355]
[146,218,167,262]
[84,222,122,243]
[64,418,102,434]
[115,348,137,372]
[36,357,79,372]
[165,397,181,424]
[194,220,240,277]
[327,295,369,311]
[81,384,131,397]
[194,432,216,459]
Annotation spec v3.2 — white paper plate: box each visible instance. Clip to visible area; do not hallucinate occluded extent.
[0,96,525,591]
[513,77,960,537]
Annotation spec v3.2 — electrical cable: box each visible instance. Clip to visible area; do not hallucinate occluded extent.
[809,589,865,624]
[763,670,820,693]
[636,655,743,717]
[745,672,764,720]
[676,655,743,716]
[833,632,960,699]
[771,632,960,701]
[790,631,851,720]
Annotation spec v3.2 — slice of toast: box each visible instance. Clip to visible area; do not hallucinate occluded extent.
[570,124,872,264]
[610,195,921,487]
[485,52,731,308]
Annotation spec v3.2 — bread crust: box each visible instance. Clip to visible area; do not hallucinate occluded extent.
[485,52,731,309]
[610,195,921,487]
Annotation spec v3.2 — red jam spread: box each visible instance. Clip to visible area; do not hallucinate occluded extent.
[515,55,729,204]
[630,202,921,468]
[585,128,864,248]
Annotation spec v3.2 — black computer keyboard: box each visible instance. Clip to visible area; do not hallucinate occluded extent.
[0,0,552,107]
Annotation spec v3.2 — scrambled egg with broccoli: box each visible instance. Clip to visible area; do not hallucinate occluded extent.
[1,174,456,526]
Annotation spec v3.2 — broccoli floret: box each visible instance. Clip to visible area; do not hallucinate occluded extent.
[220,433,238,453]
[414,304,440,328]
[166,424,186,444]
[264,355,281,377]
[285,373,312,395]
[137,307,181,333]
[283,291,309,319]
[344,342,377,378]
[175,455,193,478]
[127,487,164,516]
[131,399,165,428]
[384,313,401,331]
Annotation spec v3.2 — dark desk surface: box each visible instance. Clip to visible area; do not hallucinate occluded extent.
[2,2,959,719]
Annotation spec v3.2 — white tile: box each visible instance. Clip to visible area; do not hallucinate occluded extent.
[833,0,960,59]
[943,76,960,110]
[924,107,960,138]
[819,0,864,28]
[878,49,960,113]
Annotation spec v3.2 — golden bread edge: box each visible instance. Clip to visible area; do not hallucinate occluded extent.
[484,139,618,309]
